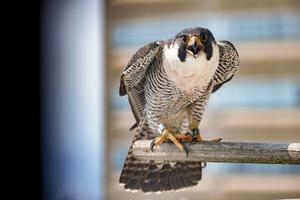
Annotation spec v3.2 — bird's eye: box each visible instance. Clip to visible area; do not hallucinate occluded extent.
[180,35,188,43]
[200,33,207,42]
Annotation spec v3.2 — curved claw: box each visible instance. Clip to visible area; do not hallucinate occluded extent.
[183,142,189,157]
[150,139,155,151]
[213,138,222,142]
[189,137,197,146]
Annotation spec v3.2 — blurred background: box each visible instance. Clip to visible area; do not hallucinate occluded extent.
[107,0,300,200]
[41,0,300,199]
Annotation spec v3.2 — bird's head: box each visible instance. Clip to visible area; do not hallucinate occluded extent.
[172,27,216,62]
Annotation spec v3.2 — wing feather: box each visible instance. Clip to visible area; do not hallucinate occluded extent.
[119,41,162,126]
[212,40,239,93]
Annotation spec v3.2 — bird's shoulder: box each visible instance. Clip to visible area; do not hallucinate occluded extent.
[119,40,163,96]
[217,40,239,59]
[211,40,239,93]
[125,40,163,70]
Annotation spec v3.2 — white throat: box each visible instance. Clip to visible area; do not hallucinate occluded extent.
[163,42,219,91]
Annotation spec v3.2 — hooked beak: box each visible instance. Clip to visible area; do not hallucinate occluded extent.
[187,36,203,58]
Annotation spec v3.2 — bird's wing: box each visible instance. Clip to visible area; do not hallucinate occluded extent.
[119,41,162,127]
[212,40,239,93]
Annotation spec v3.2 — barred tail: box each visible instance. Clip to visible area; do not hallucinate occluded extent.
[119,144,203,192]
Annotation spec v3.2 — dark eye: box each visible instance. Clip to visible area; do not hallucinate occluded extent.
[200,33,207,42]
[180,35,188,43]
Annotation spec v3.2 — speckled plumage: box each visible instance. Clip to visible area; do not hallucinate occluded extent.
[119,27,239,192]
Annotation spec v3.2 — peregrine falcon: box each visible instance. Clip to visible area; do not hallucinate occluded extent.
[119,27,239,192]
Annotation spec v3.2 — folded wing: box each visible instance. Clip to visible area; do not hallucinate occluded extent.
[212,40,239,93]
[119,41,162,127]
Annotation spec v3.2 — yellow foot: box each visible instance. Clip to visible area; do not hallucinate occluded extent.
[189,135,222,147]
[190,134,222,143]
[187,128,222,144]
[210,137,222,142]
[150,128,187,154]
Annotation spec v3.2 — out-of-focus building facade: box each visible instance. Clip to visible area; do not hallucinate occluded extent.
[106,0,300,199]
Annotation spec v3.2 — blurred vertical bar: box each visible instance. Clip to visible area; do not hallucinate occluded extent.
[41,0,105,199]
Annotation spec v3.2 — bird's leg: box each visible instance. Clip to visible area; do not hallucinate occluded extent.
[184,85,223,144]
[150,126,188,156]
[187,121,200,144]
[188,121,222,144]
[188,128,222,145]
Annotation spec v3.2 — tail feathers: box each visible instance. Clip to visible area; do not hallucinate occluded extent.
[119,145,202,192]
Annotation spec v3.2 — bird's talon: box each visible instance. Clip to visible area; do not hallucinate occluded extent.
[189,137,197,146]
[150,139,155,151]
[211,138,222,142]
[183,142,189,157]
